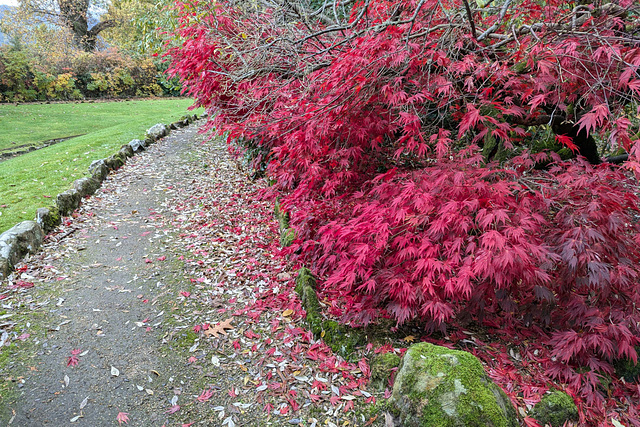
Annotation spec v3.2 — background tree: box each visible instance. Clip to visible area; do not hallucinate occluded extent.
[101,0,162,54]
[6,0,116,51]
[167,0,640,424]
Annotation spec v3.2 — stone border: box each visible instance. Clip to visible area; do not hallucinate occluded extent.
[0,114,199,280]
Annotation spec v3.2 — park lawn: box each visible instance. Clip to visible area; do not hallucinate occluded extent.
[0,98,201,233]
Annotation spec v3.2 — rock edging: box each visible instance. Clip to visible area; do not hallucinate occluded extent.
[0,115,199,280]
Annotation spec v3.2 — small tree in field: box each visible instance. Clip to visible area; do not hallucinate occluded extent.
[167,0,640,424]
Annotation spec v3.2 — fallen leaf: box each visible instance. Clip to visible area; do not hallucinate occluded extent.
[165,405,180,414]
[116,412,129,425]
[80,396,89,409]
[204,318,234,338]
[403,335,415,342]
[64,375,69,388]
[67,349,82,367]
[111,366,120,377]
[282,309,294,317]
[197,388,214,402]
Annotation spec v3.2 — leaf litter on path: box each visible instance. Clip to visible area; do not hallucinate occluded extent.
[0,126,384,426]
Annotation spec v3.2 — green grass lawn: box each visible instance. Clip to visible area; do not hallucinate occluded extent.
[0,98,201,233]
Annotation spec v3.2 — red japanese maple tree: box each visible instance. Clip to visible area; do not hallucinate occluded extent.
[166,0,640,424]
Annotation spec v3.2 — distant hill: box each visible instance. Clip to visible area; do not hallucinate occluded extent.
[0,5,16,46]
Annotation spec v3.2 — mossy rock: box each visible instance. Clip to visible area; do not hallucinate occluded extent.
[294,267,364,359]
[104,154,125,171]
[370,352,401,391]
[280,227,296,247]
[614,346,640,382]
[35,205,60,234]
[56,189,81,216]
[274,200,290,231]
[119,144,134,158]
[391,342,519,427]
[530,391,578,427]
[295,268,320,314]
[73,177,101,197]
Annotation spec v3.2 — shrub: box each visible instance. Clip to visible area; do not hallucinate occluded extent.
[0,46,177,102]
[166,0,640,423]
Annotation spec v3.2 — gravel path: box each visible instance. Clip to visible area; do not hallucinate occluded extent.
[0,123,380,426]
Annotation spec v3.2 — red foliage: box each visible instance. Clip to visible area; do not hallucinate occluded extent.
[166,0,640,423]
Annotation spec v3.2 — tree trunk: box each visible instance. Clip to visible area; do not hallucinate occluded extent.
[58,0,115,51]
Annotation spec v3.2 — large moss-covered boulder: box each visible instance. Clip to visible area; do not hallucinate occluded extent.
[530,391,578,427]
[391,342,518,427]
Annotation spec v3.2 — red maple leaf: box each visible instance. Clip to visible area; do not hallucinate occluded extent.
[67,349,82,367]
[116,412,129,425]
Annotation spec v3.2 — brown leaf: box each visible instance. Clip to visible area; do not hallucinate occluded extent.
[204,318,234,338]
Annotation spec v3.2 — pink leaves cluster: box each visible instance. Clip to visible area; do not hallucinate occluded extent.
[67,348,82,367]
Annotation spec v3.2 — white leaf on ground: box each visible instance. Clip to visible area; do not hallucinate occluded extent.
[70,414,83,423]
[79,350,89,357]
[211,355,220,366]
[136,385,144,391]
[63,375,69,388]
[110,366,119,377]
[79,396,88,409]
[170,395,178,406]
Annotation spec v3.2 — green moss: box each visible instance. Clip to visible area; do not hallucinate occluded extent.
[42,205,60,232]
[530,391,578,427]
[294,267,364,360]
[370,352,401,391]
[320,320,365,359]
[174,330,198,349]
[357,397,401,425]
[280,227,296,247]
[392,343,518,427]
[274,200,290,232]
